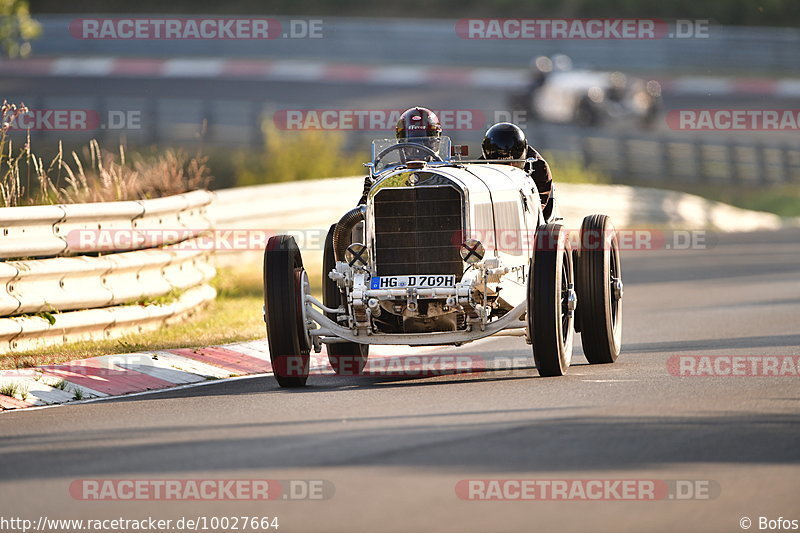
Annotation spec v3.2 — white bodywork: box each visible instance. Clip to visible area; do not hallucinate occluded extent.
[305,160,554,349]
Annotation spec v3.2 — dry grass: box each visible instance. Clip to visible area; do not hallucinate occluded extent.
[55,141,212,204]
[0,101,212,207]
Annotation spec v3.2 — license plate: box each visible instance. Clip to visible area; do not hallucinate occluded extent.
[370,275,456,290]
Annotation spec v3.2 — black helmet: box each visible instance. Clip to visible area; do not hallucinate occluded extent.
[482,122,528,160]
[396,107,442,141]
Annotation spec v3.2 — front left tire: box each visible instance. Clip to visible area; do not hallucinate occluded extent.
[263,235,311,388]
[529,223,576,377]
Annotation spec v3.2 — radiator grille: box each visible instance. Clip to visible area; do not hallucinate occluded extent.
[373,186,463,276]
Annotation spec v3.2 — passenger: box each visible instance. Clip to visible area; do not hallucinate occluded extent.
[481,122,555,220]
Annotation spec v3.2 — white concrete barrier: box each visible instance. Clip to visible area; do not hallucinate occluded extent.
[210,177,799,237]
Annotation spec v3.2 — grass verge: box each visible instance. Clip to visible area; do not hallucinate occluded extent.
[680,184,800,218]
[544,148,799,217]
[617,180,800,218]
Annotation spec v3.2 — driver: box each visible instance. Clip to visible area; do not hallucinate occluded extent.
[358,106,442,205]
[481,122,555,220]
[395,106,442,154]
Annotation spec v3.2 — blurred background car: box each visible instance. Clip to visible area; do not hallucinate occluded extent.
[509,55,662,129]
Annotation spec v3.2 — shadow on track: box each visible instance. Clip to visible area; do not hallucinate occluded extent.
[625,333,800,353]
[2,410,798,481]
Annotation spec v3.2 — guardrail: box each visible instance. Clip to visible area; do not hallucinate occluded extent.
[0,189,214,259]
[0,191,217,354]
[0,284,215,354]
[0,242,214,316]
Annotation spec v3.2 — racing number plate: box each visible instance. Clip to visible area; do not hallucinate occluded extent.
[370,275,456,290]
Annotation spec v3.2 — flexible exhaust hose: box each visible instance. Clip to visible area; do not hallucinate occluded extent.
[333,205,366,262]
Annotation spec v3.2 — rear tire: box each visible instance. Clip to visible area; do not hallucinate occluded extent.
[263,235,310,388]
[323,224,369,375]
[529,223,575,377]
[575,214,623,364]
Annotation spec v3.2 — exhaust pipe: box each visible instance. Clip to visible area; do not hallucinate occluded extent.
[333,205,366,262]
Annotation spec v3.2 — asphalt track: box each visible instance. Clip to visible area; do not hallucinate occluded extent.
[1,229,798,532]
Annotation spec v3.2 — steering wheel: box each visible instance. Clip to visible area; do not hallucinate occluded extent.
[374,142,443,168]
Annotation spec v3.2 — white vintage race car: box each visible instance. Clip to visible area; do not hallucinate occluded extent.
[262,136,623,387]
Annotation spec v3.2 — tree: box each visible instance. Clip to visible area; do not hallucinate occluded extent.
[0,0,40,58]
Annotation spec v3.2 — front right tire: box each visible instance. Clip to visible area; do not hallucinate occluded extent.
[575,214,623,364]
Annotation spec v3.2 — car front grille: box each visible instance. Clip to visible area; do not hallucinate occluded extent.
[373,186,463,277]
